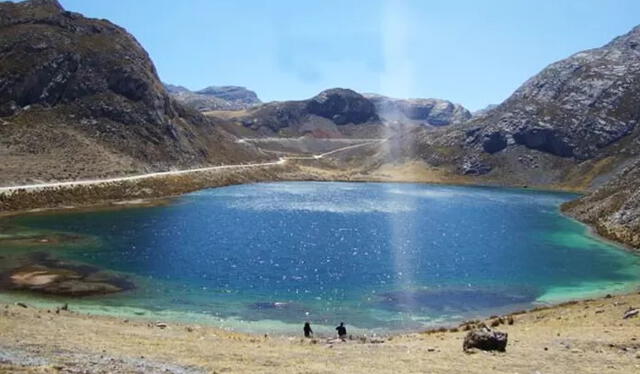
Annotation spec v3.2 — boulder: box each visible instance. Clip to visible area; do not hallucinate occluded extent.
[0,100,19,117]
[463,326,508,352]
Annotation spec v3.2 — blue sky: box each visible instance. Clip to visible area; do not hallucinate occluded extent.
[55,0,640,110]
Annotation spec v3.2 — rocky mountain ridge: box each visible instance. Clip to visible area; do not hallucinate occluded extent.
[0,0,260,184]
[165,83,260,111]
[377,24,640,247]
[211,88,472,138]
[385,24,640,178]
[365,94,471,127]
[464,25,640,160]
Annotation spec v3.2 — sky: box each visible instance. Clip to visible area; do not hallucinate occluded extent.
[50,0,640,110]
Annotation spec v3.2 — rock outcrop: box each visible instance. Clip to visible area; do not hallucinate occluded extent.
[463,326,508,352]
[0,0,260,184]
[365,94,471,126]
[563,159,640,248]
[165,84,261,111]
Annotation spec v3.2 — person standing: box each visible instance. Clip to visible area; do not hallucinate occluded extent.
[303,322,313,338]
[336,322,347,341]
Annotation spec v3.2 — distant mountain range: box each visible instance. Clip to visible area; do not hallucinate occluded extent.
[164,84,261,111]
[191,87,471,138]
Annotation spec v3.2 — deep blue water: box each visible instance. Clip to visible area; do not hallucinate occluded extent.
[2,182,640,333]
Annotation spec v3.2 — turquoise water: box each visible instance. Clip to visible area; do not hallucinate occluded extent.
[1,182,640,334]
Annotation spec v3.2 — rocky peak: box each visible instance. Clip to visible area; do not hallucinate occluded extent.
[366,94,471,126]
[465,24,640,160]
[165,84,260,111]
[16,0,63,12]
[306,88,378,125]
[196,86,260,105]
[164,83,190,94]
[0,0,64,25]
[0,0,176,123]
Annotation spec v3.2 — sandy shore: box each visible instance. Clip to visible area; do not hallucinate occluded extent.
[1,293,639,373]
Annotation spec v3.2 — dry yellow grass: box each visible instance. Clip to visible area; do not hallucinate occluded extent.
[1,293,639,373]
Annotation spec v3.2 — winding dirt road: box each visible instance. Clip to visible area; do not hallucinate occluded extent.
[0,138,386,193]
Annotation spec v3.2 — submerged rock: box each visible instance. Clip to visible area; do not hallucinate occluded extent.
[2,255,133,297]
[463,326,508,352]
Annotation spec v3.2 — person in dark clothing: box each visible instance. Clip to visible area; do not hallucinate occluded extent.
[303,322,313,338]
[336,322,347,341]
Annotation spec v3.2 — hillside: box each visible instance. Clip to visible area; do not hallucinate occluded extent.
[563,159,640,248]
[0,0,262,185]
[378,24,640,177]
[372,24,640,247]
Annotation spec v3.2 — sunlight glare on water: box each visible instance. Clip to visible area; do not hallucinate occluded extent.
[2,182,640,334]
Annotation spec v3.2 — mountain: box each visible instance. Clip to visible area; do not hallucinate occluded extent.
[0,0,259,184]
[165,84,261,111]
[216,88,381,138]
[462,25,640,160]
[364,94,471,126]
[197,86,260,105]
[376,24,640,247]
[212,88,471,138]
[386,24,640,179]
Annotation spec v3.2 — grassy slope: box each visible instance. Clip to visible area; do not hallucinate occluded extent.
[0,293,639,373]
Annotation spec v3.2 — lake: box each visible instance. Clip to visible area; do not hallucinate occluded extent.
[1,182,639,334]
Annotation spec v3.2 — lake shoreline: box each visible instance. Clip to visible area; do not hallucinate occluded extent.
[2,168,640,372]
[1,179,639,333]
[0,161,587,215]
[1,292,639,373]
